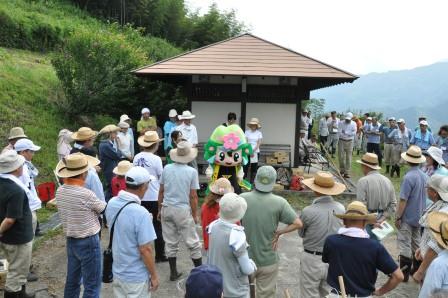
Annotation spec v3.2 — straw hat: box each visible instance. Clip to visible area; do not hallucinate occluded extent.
[209,178,234,195]
[71,127,98,141]
[113,160,133,176]
[335,201,376,222]
[423,146,445,166]
[0,150,26,174]
[99,124,120,135]
[138,131,163,148]
[302,171,346,196]
[8,127,27,140]
[427,175,448,202]
[169,141,197,164]
[428,211,448,249]
[56,153,100,178]
[179,110,196,120]
[247,118,261,128]
[401,145,426,164]
[219,193,247,223]
[356,153,382,170]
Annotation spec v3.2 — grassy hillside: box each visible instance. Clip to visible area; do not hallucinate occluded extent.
[0,47,70,183]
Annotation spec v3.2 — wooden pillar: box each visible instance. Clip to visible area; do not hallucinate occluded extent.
[240,77,247,128]
[186,78,192,111]
[294,88,310,167]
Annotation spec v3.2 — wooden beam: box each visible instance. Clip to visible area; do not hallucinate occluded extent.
[294,87,310,167]
[240,78,247,128]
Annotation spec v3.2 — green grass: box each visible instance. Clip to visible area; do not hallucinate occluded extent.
[33,226,62,250]
[36,207,57,224]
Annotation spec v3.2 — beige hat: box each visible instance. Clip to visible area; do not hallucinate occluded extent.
[427,175,448,202]
[71,127,98,141]
[401,145,426,164]
[120,114,131,122]
[423,146,445,166]
[113,160,133,176]
[8,127,27,140]
[219,193,247,223]
[428,211,448,249]
[0,150,26,174]
[169,141,197,164]
[247,118,261,128]
[138,131,163,148]
[356,153,382,170]
[179,110,195,120]
[118,122,130,129]
[99,124,120,135]
[209,178,234,195]
[335,201,376,222]
[302,171,346,196]
[56,153,100,178]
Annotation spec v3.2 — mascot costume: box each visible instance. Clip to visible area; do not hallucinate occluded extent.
[204,124,252,194]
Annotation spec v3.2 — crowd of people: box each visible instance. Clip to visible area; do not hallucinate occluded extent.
[0,106,447,298]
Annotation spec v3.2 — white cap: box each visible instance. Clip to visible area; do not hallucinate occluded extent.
[420,120,429,126]
[397,118,405,123]
[141,107,150,115]
[14,139,41,152]
[120,114,131,122]
[168,109,178,118]
[367,117,373,120]
[118,122,130,129]
[388,117,396,121]
[125,166,154,186]
[345,112,353,120]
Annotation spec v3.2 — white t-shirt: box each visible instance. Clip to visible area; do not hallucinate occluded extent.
[175,123,198,146]
[133,152,163,201]
[245,129,263,154]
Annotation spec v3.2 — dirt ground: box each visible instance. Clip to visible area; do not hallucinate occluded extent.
[27,221,421,298]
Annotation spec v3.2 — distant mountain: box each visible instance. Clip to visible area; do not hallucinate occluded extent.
[312,62,448,130]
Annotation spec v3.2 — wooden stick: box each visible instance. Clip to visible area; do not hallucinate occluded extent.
[338,275,347,298]
[249,274,256,298]
[284,288,291,298]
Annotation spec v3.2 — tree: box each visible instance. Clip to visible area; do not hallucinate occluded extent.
[304,98,326,119]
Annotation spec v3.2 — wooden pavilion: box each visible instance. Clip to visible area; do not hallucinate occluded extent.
[133,33,357,166]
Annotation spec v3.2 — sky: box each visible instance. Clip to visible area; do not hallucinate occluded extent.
[186,0,448,75]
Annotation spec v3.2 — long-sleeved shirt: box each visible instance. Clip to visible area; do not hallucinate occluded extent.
[175,123,198,146]
[19,161,42,212]
[338,120,357,141]
[163,120,176,150]
[388,127,412,149]
[356,170,397,219]
[319,117,329,137]
[364,123,381,144]
[419,250,448,298]
[327,117,340,134]
[380,125,397,143]
[84,168,105,202]
[116,131,132,160]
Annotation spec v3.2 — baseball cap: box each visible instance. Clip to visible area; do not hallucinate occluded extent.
[345,112,353,120]
[420,120,429,126]
[125,166,153,186]
[397,118,405,123]
[185,265,223,298]
[254,166,277,192]
[388,117,396,121]
[141,107,150,114]
[14,139,41,152]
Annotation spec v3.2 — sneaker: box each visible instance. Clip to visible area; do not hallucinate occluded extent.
[27,271,38,282]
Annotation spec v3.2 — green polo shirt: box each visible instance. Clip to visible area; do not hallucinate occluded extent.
[240,190,297,267]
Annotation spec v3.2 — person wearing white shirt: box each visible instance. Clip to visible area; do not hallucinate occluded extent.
[117,122,133,160]
[319,114,330,151]
[175,111,199,169]
[244,118,263,183]
[326,111,340,158]
[119,114,135,157]
[338,112,357,178]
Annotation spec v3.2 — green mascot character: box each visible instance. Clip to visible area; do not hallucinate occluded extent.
[204,125,252,194]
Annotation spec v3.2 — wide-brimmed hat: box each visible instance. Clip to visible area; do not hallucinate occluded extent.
[179,110,195,120]
[0,150,26,174]
[209,178,234,195]
[168,109,178,118]
[169,141,197,164]
[423,146,445,165]
[428,212,448,249]
[14,139,41,152]
[302,171,346,196]
[356,153,382,170]
[56,153,100,178]
[8,127,27,140]
[120,114,131,122]
[401,145,426,164]
[427,175,448,202]
[99,124,120,135]
[335,201,376,222]
[254,166,276,192]
[113,160,133,176]
[247,118,261,128]
[219,193,247,223]
[138,131,163,148]
[71,127,98,141]
[117,122,130,129]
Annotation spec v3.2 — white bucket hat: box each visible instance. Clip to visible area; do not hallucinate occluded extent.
[0,150,26,174]
[219,193,247,223]
[423,146,445,165]
[179,110,195,120]
[168,109,178,118]
[118,122,130,129]
[427,174,448,202]
[14,139,41,152]
[120,114,131,122]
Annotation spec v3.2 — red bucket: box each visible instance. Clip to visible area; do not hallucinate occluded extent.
[37,182,56,203]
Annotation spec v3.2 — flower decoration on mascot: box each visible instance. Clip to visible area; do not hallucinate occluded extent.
[204,125,253,194]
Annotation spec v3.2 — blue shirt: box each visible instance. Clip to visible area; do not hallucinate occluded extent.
[160,163,199,209]
[380,125,397,143]
[105,191,156,282]
[85,168,105,202]
[323,234,397,297]
[364,123,381,144]
[410,129,435,151]
[436,136,448,163]
[400,166,428,227]
[163,120,176,150]
[419,250,448,298]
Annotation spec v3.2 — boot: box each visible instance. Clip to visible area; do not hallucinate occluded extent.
[399,255,412,282]
[390,165,396,178]
[4,290,21,298]
[20,285,35,298]
[411,256,422,276]
[192,258,202,267]
[396,165,401,178]
[168,257,182,281]
[385,165,390,175]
